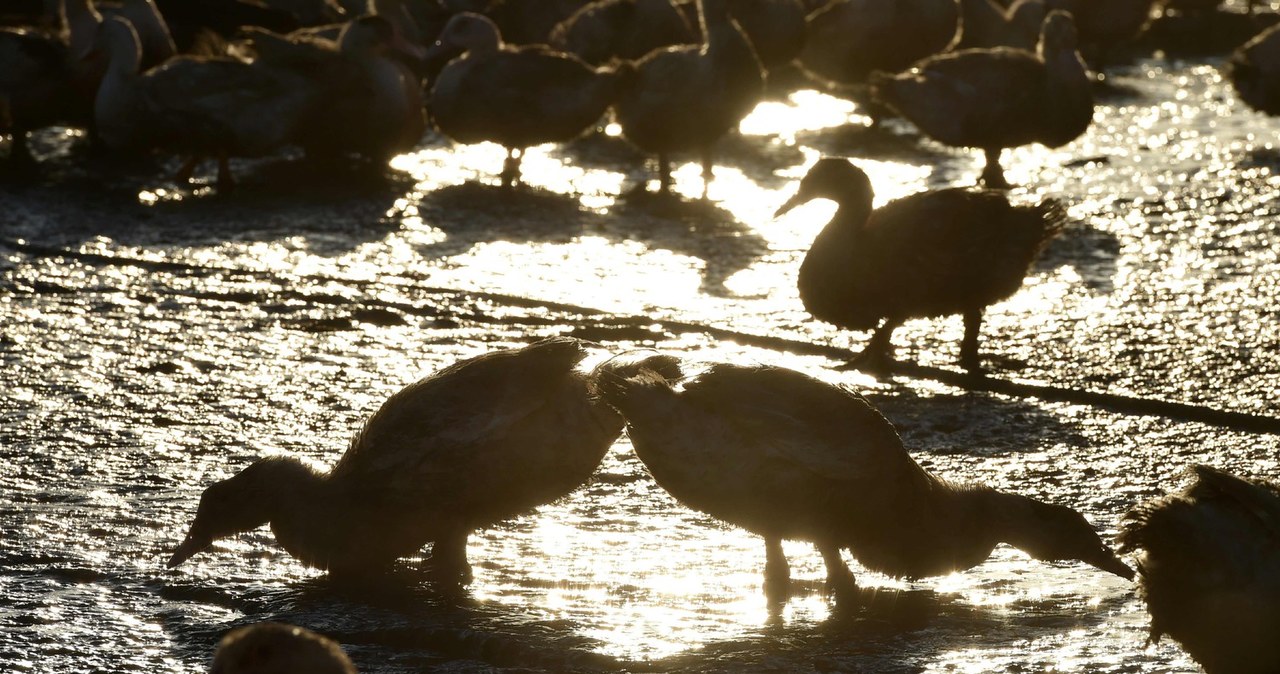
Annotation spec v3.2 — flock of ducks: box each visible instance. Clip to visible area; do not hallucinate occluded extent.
[4,0,1280,672]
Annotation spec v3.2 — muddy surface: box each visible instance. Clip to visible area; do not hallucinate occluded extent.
[3,21,1280,674]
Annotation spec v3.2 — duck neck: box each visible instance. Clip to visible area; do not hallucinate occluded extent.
[982,490,1058,557]
[62,0,102,59]
[827,196,873,240]
[262,462,347,566]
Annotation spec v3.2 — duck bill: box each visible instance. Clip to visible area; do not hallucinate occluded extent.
[773,192,806,218]
[422,40,458,64]
[1087,550,1135,580]
[167,530,212,568]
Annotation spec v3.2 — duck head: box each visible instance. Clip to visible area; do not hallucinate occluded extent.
[994,493,1135,579]
[774,157,873,218]
[424,12,502,61]
[1037,9,1079,58]
[167,457,317,568]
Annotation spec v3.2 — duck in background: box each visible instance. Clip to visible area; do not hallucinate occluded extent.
[872,10,1092,188]
[92,16,314,188]
[426,12,630,186]
[774,158,1065,373]
[211,623,357,674]
[549,0,696,66]
[1231,21,1280,115]
[725,0,808,74]
[0,23,73,165]
[1119,465,1280,674]
[596,358,1133,603]
[613,0,763,196]
[168,338,623,583]
[1042,0,1155,67]
[483,0,593,45]
[954,0,1046,50]
[797,0,957,120]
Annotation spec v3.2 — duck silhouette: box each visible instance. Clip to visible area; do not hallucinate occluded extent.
[596,358,1134,603]
[1119,465,1280,674]
[871,10,1093,188]
[168,338,623,583]
[774,158,1066,372]
[211,623,356,674]
[426,12,630,186]
[612,0,763,196]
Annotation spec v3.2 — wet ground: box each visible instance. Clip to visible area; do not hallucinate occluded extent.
[5,18,1280,673]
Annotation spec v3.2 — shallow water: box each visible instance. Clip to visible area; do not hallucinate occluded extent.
[3,36,1280,674]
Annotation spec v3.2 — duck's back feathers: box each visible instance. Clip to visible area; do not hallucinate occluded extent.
[1119,466,1280,674]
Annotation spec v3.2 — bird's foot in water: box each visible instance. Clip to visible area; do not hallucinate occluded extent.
[835,348,895,375]
[419,555,473,587]
[826,572,860,605]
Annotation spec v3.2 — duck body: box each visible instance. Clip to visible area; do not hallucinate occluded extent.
[798,0,958,86]
[0,27,74,162]
[1231,22,1280,116]
[612,0,764,193]
[597,360,1132,600]
[428,12,628,185]
[170,338,622,579]
[775,158,1065,371]
[872,10,1091,187]
[550,0,696,66]
[1119,466,1280,674]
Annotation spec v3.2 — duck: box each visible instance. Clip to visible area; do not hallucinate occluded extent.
[595,358,1134,603]
[797,0,958,87]
[1041,0,1155,65]
[482,0,593,45]
[549,0,696,66]
[1230,21,1280,116]
[871,10,1092,188]
[1118,465,1280,674]
[92,16,314,188]
[955,0,1047,51]
[612,0,764,195]
[245,15,426,162]
[0,25,73,165]
[725,0,808,72]
[168,338,623,582]
[211,623,357,674]
[773,158,1066,372]
[426,12,629,186]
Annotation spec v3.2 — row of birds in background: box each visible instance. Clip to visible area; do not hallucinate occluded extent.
[170,337,1280,674]
[6,0,1280,192]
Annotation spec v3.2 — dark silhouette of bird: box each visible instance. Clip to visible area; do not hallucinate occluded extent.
[168,338,623,583]
[1119,465,1280,674]
[774,158,1066,372]
[871,10,1093,188]
[596,358,1134,603]
[549,0,695,66]
[211,623,357,674]
[1230,21,1280,116]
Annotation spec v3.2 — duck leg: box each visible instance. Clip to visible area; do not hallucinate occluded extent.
[700,145,714,200]
[216,152,235,192]
[175,155,202,184]
[426,527,474,585]
[501,147,523,188]
[838,318,902,372]
[818,544,858,602]
[980,147,1011,190]
[657,153,672,194]
[960,308,984,372]
[763,537,790,603]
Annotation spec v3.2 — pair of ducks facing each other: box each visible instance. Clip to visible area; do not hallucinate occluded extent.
[92,14,423,189]
[427,0,763,193]
[170,337,1131,605]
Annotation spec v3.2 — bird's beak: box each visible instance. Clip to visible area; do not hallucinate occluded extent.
[166,530,212,568]
[774,191,806,218]
[1088,550,1135,580]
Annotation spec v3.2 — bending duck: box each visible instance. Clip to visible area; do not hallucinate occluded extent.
[1118,466,1280,674]
[612,0,763,195]
[597,359,1133,602]
[872,10,1092,188]
[426,12,628,186]
[1230,22,1280,116]
[774,158,1065,372]
[169,338,622,582]
[212,623,356,674]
